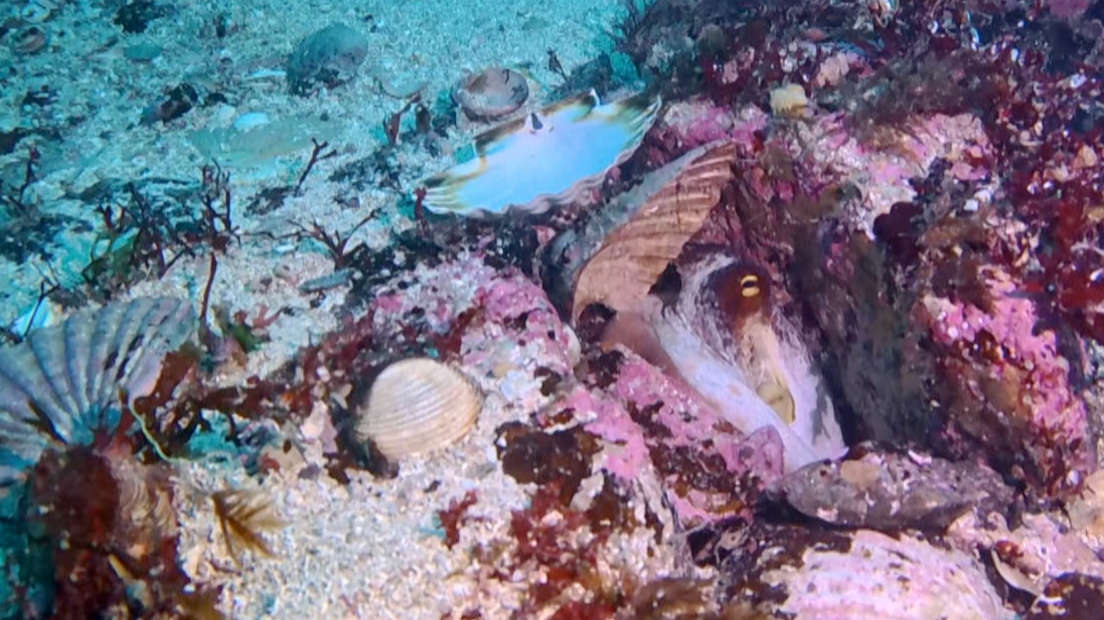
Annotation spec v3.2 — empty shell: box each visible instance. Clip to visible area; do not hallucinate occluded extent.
[0,297,195,483]
[354,358,482,460]
[571,141,737,321]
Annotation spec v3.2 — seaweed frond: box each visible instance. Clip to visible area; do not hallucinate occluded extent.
[211,488,284,565]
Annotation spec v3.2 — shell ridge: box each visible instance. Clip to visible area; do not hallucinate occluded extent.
[96,297,158,409]
[0,341,75,443]
[0,364,56,459]
[27,325,83,440]
[119,299,195,408]
[355,358,482,459]
[86,301,129,415]
[63,309,93,419]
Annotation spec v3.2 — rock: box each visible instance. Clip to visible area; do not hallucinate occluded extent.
[774,448,1014,530]
[1027,573,1104,620]
[286,24,369,97]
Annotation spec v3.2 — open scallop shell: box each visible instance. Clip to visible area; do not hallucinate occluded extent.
[571,141,737,321]
[0,297,195,481]
[354,357,483,460]
[419,90,660,217]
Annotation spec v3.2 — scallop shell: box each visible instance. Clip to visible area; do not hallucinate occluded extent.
[715,524,1015,620]
[0,297,195,481]
[419,90,660,217]
[772,530,1014,620]
[354,358,482,460]
[570,141,737,321]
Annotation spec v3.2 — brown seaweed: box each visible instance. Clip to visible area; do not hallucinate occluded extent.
[211,488,284,565]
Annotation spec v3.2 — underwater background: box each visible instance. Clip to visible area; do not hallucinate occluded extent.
[2,0,1104,618]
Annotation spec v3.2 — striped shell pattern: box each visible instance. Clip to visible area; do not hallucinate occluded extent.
[0,297,195,483]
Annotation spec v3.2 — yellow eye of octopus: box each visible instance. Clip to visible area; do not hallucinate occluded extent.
[740,274,761,298]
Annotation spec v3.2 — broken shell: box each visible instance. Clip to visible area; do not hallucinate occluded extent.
[419,90,660,217]
[11,26,48,54]
[453,67,529,120]
[353,358,483,460]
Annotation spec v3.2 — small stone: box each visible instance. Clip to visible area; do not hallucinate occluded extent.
[287,24,369,97]
[776,448,1014,530]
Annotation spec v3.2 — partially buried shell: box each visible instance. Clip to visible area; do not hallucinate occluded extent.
[453,67,529,120]
[711,522,1014,620]
[568,141,737,322]
[354,358,482,460]
[0,297,195,483]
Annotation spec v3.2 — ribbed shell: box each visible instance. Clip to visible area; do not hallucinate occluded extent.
[0,297,195,479]
[354,358,482,460]
[571,142,737,321]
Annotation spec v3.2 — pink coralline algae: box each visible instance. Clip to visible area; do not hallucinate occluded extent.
[765,111,994,233]
[646,99,767,162]
[572,355,784,526]
[467,274,575,375]
[369,257,495,337]
[914,268,1093,493]
[563,387,651,483]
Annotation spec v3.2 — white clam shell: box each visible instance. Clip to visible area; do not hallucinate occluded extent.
[354,358,482,460]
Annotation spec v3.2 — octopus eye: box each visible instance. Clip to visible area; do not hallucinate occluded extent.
[739,274,761,298]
